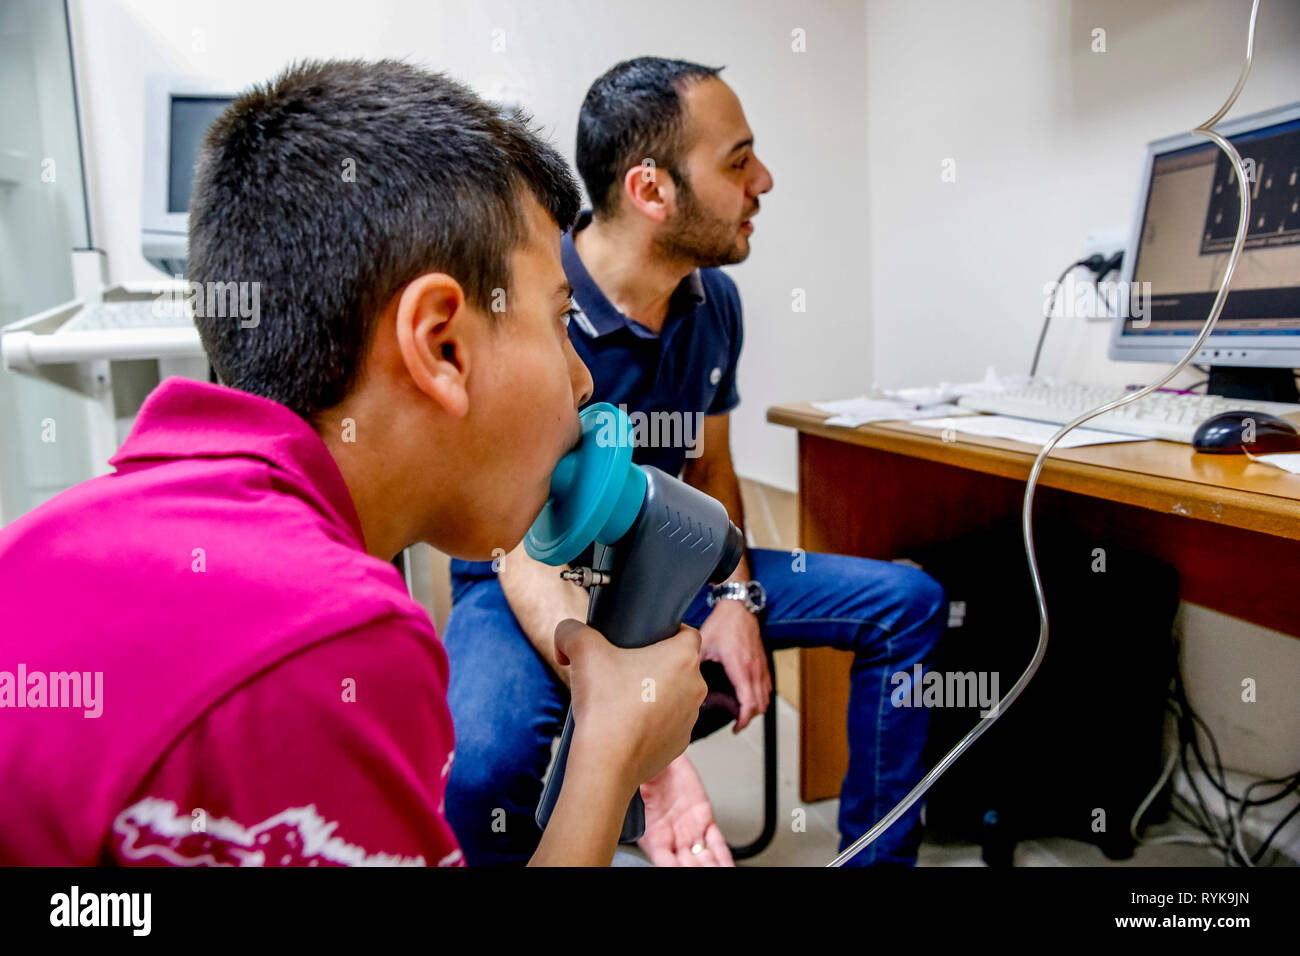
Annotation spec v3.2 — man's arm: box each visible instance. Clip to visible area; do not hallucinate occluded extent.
[679,412,772,731]
[498,543,588,685]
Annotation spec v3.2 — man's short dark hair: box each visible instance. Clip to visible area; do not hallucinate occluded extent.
[189,58,580,422]
[575,57,723,219]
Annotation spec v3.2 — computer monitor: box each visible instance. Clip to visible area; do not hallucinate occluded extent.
[141,76,235,277]
[1109,101,1300,401]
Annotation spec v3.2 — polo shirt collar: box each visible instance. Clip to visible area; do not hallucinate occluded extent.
[110,377,365,547]
[562,209,706,338]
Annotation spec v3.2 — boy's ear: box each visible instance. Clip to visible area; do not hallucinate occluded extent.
[622,160,676,223]
[394,272,474,419]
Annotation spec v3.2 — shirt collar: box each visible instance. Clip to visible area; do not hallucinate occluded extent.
[109,377,365,547]
[562,209,707,339]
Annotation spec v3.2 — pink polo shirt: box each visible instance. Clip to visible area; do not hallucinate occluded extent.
[0,377,463,866]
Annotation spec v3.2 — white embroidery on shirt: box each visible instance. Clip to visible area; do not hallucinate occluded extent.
[437,750,455,818]
[112,797,431,867]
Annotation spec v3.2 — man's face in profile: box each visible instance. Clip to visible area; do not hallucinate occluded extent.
[654,77,774,268]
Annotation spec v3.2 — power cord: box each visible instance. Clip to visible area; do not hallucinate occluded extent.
[1029,251,1124,379]
[829,0,1262,867]
[1130,645,1300,866]
[1171,651,1299,866]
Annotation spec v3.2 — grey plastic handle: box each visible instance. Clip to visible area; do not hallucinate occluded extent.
[535,710,645,842]
[533,466,744,844]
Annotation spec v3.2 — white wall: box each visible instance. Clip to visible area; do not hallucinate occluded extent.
[865,0,1300,389]
[863,0,1300,846]
[68,0,870,492]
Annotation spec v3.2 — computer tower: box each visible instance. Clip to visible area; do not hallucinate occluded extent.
[907,523,1177,863]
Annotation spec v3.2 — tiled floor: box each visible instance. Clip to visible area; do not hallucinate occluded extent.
[669,697,1227,868]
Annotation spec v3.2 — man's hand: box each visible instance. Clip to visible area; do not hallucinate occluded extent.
[637,754,734,867]
[699,598,771,732]
[679,413,769,732]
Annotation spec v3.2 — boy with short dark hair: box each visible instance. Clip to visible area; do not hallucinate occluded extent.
[0,58,706,867]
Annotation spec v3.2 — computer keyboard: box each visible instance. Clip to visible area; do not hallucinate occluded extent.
[59,299,193,333]
[956,382,1300,443]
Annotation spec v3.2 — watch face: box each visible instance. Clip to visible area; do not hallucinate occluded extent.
[710,582,764,611]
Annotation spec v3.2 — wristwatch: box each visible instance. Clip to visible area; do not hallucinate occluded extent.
[706,580,767,614]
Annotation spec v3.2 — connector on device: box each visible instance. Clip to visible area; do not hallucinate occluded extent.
[560,567,610,589]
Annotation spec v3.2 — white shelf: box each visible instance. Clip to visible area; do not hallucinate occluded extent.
[1,281,205,375]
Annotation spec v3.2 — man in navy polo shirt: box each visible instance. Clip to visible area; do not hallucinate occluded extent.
[444,57,946,867]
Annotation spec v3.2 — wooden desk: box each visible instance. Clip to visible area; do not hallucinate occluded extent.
[768,402,1300,802]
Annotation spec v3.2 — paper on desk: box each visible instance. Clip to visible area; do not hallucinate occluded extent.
[910,414,1152,448]
[881,367,1038,407]
[812,397,971,428]
[1251,452,1300,475]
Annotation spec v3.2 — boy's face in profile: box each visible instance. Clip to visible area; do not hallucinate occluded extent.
[449,196,593,559]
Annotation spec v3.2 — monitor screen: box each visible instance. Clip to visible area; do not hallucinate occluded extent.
[1121,116,1300,338]
[167,95,234,214]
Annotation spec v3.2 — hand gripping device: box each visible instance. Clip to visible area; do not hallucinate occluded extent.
[525,402,744,842]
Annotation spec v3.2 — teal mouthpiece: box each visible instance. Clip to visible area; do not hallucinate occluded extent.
[524,402,648,566]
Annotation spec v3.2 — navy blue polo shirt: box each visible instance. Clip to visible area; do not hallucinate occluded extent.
[450,209,745,590]
[563,210,743,473]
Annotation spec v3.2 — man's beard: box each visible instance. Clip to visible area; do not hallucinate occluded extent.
[653,175,753,269]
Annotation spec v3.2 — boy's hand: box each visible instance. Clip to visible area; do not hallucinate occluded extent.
[554,618,707,790]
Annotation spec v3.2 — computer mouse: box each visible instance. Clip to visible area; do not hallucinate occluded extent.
[1192,410,1300,453]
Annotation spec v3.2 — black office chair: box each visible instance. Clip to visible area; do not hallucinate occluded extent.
[691,642,778,860]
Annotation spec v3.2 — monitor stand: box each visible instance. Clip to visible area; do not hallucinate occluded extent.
[1207,366,1300,403]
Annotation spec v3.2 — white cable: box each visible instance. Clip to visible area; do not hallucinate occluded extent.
[1130,749,1180,845]
[1132,735,1251,863]
[829,0,1261,867]
[1235,774,1300,865]
[1233,796,1256,867]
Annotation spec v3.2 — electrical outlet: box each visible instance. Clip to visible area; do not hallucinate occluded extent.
[1082,228,1127,264]
[1081,228,1129,322]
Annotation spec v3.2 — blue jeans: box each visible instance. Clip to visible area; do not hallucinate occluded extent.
[443,548,945,866]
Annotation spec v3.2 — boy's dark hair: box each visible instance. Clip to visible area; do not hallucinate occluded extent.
[188,58,580,422]
[575,57,723,219]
